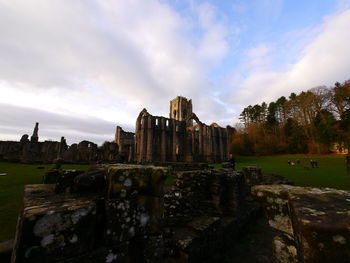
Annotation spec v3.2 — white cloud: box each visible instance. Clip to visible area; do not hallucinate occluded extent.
[229,8,350,110]
[195,2,229,63]
[0,0,231,142]
[0,103,122,145]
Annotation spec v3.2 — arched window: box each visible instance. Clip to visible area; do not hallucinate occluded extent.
[173,110,177,118]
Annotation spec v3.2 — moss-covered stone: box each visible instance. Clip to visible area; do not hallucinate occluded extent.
[13,185,98,263]
[272,234,298,263]
[106,165,169,199]
[252,184,350,263]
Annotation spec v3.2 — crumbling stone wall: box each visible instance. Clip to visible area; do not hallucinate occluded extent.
[12,165,170,263]
[252,185,350,263]
[0,141,60,163]
[135,109,232,163]
[0,130,121,164]
[114,126,135,162]
[0,140,119,164]
[0,122,120,164]
[12,165,264,263]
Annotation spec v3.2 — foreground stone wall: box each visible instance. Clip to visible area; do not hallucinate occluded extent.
[12,165,170,263]
[12,165,264,263]
[12,165,350,262]
[252,185,350,263]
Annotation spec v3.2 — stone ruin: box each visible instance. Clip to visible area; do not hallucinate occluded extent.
[135,96,234,163]
[114,126,135,163]
[11,165,261,263]
[0,122,119,164]
[10,164,350,263]
[0,96,233,164]
[252,185,350,262]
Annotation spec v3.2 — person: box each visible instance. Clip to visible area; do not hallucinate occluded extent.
[314,160,319,168]
[228,154,236,170]
[297,159,301,166]
[310,159,314,168]
[287,160,291,166]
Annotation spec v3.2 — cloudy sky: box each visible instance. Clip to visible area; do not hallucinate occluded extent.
[1,0,350,144]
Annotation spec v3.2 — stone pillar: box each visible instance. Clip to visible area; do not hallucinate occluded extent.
[57,136,67,159]
[146,116,153,162]
[30,122,39,142]
[160,118,166,162]
[140,116,148,163]
[218,128,224,162]
[135,119,141,162]
[172,121,177,162]
[212,127,218,162]
[203,126,208,162]
[198,124,203,161]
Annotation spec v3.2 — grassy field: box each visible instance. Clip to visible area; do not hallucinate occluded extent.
[235,154,350,190]
[0,162,91,243]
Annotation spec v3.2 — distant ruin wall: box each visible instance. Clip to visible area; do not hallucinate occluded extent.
[135,112,231,163]
[114,126,135,162]
[0,140,119,164]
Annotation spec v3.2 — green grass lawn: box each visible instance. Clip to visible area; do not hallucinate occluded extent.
[0,162,91,243]
[235,154,350,190]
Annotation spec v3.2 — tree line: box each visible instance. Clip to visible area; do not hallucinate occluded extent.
[231,80,350,155]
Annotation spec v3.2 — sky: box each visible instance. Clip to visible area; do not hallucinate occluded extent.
[1,0,350,145]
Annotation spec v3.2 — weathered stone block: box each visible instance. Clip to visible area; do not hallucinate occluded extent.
[242,166,263,188]
[252,185,350,263]
[290,191,350,263]
[71,169,106,193]
[54,169,85,193]
[272,234,298,263]
[252,185,293,235]
[105,196,163,246]
[106,165,169,199]
[43,169,60,184]
[12,185,98,263]
[212,170,245,215]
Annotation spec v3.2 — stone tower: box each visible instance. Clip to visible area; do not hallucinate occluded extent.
[169,96,193,126]
[30,122,39,142]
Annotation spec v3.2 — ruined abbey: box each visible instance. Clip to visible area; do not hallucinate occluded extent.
[134,96,233,163]
[2,97,350,263]
[0,96,233,164]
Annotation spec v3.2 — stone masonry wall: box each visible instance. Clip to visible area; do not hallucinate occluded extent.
[13,165,350,263]
[12,165,264,263]
[135,109,231,164]
[252,185,350,263]
[0,140,119,164]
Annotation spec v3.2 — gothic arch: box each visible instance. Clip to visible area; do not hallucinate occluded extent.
[184,112,202,127]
